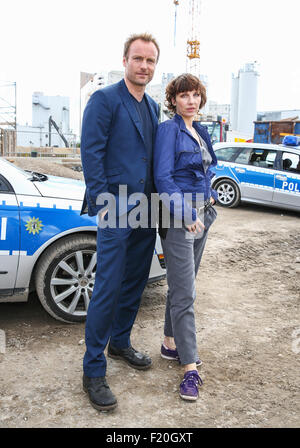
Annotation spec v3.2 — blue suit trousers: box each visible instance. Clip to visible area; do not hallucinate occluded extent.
[83,224,156,377]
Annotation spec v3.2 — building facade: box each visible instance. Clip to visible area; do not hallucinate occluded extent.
[17,92,74,148]
[208,101,230,122]
[257,109,300,122]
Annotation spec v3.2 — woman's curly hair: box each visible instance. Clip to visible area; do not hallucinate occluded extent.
[165,73,207,114]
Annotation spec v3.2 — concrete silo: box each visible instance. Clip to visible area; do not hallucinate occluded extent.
[237,63,258,135]
[230,63,259,138]
[230,74,239,131]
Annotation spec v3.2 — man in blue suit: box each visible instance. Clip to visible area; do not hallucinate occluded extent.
[80,33,160,411]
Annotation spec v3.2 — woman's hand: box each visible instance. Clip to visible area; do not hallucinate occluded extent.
[100,209,108,220]
[186,217,205,234]
[210,196,216,205]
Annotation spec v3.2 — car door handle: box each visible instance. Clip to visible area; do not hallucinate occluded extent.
[235,168,245,173]
[276,175,287,181]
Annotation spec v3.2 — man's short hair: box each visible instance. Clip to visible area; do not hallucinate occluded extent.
[123,33,160,62]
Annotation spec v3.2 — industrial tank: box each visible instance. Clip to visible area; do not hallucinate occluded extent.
[237,63,259,135]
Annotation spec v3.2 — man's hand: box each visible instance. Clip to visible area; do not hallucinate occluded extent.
[210,196,216,205]
[185,217,205,234]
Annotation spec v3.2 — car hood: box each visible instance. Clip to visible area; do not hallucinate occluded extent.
[33,174,85,201]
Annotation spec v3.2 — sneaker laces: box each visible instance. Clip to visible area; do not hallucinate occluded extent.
[181,372,203,388]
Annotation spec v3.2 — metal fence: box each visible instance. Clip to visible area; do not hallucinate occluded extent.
[0,129,80,157]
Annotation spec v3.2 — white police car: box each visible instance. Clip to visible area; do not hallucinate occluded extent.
[0,158,166,323]
[212,136,300,212]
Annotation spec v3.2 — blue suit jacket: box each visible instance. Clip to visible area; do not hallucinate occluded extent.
[80,79,159,216]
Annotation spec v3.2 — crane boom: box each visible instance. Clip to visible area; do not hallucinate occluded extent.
[48,116,69,148]
[173,0,179,47]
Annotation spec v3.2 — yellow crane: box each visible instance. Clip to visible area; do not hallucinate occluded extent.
[186,0,202,78]
[171,0,202,76]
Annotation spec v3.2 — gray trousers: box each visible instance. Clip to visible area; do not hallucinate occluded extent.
[161,205,217,365]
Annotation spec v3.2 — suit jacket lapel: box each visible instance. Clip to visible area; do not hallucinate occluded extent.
[118,79,145,144]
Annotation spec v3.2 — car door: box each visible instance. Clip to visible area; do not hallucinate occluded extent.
[212,145,241,178]
[273,151,300,208]
[0,174,20,294]
[232,147,277,203]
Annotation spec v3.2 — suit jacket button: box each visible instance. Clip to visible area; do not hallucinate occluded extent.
[140,179,145,184]
[142,157,147,162]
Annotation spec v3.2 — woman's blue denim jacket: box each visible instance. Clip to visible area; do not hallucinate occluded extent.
[153,113,218,224]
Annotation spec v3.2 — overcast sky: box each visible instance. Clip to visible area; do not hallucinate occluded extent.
[1,0,300,134]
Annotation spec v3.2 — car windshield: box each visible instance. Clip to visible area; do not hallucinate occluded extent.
[205,123,221,144]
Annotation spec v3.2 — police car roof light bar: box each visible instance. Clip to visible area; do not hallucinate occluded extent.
[282,135,300,146]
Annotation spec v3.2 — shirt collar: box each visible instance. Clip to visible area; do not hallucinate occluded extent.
[173,113,189,131]
[173,113,201,133]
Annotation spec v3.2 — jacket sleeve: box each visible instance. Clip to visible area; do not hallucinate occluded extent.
[80,90,112,215]
[153,122,197,224]
[210,186,218,203]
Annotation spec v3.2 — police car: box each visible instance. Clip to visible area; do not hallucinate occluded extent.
[0,158,166,323]
[212,136,300,212]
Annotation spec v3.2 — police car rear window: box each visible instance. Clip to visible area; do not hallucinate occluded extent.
[282,152,300,173]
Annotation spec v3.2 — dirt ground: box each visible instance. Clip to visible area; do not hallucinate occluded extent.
[0,159,299,428]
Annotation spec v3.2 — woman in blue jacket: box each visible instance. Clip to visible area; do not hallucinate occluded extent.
[154,73,218,401]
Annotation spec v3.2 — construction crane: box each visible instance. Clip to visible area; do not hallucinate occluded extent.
[171,0,202,75]
[186,0,202,79]
[173,0,179,46]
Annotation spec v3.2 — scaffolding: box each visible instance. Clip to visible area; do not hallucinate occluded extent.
[0,80,17,155]
[0,80,16,129]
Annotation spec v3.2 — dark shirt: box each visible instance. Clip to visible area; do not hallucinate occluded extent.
[131,94,154,197]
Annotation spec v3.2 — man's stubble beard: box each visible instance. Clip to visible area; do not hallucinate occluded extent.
[126,71,153,87]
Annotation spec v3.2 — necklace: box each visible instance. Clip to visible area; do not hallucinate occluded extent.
[188,127,200,146]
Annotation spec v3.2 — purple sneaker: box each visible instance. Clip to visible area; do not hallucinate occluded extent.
[179,370,203,401]
[160,344,202,367]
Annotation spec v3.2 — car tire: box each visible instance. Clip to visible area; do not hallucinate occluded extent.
[214,179,241,208]
[35,234,97,323]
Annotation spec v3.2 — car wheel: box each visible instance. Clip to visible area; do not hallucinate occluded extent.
[214,179,241,208]
[35,234,97,323]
